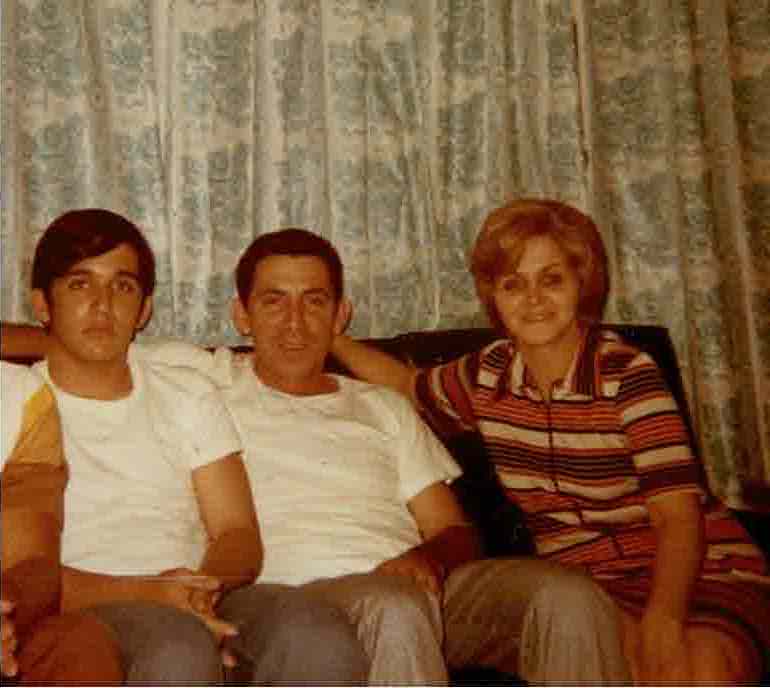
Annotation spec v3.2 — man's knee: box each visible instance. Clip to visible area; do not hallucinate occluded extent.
[358,575,440,631]
[529,565,617,627]
[243,593,368,684]
[91,603,222,685]
[132,612,221,684]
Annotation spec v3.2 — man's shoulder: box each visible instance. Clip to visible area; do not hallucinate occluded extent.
[338,375,419,421]
[130,342,227,397]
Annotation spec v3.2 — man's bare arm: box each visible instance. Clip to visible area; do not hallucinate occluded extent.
[376,482,483,595]
[408,481,484,574]
[0,323,50,361]
[193,452,263,591]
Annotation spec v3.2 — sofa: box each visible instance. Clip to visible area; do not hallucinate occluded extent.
[4,323,769,685]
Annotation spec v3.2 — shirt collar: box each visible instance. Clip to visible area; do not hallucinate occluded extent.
[504,323,601,400]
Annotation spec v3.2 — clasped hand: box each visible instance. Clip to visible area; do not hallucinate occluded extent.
[156,567,238,667]
[1,598,19,678]
[375,547,446,597]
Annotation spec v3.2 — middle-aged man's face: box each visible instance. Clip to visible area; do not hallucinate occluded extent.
[233,254,347,395]
[32,243,152,369]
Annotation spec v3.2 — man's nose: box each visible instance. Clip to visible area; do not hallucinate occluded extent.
[286,300,305,331]
[91,283,112,312]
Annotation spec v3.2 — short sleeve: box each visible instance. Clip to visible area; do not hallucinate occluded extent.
[414,352,482,440]
[1,363,56,468]
[383,388,463,502]
[616,351,705,501]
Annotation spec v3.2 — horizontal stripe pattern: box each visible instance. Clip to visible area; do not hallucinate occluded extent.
[415,327,770,659]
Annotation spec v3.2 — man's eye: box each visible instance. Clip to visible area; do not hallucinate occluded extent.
[307,296,328,307]
[115,280,138,293]
[67,278,89,290]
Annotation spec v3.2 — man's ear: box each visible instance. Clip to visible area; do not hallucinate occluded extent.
[333,297,353,336]
[30,289,51,326]
[136,295,153,331]
[232,297,251,336]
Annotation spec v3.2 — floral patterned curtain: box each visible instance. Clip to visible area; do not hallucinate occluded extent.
[2,0,768,502]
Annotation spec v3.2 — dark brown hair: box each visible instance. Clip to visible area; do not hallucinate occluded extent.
[31,208,156,299]
[235,228,344,305]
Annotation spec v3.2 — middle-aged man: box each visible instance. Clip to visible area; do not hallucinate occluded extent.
[140,228,632,685]
[10,210,368,685]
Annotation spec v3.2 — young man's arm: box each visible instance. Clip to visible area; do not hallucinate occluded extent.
[192,451,263,591]
[1,474,63,638]
[0,323,50,360]
[60,453,260,641]
[376,481,484,596]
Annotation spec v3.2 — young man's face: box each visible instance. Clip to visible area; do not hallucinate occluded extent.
[233,254,348,395]
[32,243,152,368]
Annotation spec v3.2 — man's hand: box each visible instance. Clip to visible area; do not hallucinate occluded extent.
[1,598,19,678]
[155,567,238,666]
[374,546,445,597]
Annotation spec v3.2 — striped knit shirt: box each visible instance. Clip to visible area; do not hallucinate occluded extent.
[414,327,767,581]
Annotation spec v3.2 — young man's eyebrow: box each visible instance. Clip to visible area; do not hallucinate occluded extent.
[62,268,141,282]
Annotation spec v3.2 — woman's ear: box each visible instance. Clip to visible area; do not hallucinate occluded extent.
[231,297,252,336]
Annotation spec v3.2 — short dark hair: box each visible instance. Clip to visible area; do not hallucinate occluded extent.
[235,228,344,305]
[31,208,156,298]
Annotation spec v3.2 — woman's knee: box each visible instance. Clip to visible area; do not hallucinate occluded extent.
[687,626,762,684]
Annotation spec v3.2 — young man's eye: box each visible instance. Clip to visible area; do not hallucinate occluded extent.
[67,278,89,290]
[260,296,282,308]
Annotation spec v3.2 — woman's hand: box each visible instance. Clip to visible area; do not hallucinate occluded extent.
[633,609,691,684]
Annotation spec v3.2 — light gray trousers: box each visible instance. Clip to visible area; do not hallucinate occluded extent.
[89,586,369,685]
[299,557,631,685]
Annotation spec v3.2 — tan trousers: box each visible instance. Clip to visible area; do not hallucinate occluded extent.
[303,558,631,686]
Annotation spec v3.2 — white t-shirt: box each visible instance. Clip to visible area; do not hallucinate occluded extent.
[34,345,242,575]
[144,340,462,585]
[1,362,49,468]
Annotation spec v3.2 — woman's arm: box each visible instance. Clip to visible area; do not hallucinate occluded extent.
[635,491,704,682]
[331,334,418,402]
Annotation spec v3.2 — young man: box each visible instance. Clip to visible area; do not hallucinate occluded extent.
[2,361,123,684]
[145,229,632,684]
[12,210,367,684]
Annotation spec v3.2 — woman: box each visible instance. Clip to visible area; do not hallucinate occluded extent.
[332,198,770,684]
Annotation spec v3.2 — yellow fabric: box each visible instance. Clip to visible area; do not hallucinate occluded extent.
[2,384,66,531]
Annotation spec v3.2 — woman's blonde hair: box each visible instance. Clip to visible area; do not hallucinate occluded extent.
[471,198,609,332]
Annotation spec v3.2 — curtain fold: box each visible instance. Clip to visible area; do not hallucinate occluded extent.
[2,0,768,500]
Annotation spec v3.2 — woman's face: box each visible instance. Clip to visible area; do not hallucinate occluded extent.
[492,234,581,353]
